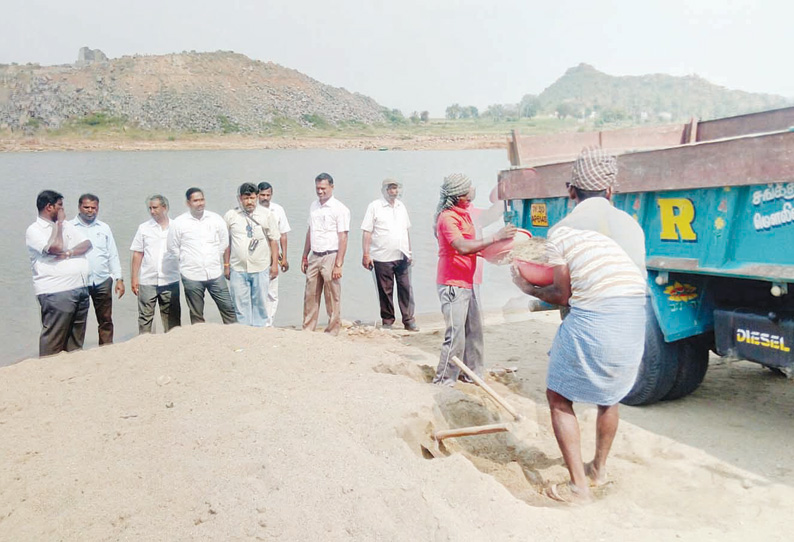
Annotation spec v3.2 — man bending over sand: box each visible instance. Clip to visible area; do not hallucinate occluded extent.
[511,147,647,503]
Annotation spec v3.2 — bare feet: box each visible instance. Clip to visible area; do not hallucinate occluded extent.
[584,461,609,487]
[545,482,592,504]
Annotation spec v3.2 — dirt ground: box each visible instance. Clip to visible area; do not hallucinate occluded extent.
[0,133,507,152]
[402,310,794,488]
[1,314,792,541]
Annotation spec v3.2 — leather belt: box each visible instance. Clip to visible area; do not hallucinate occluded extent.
[312,250,338,257]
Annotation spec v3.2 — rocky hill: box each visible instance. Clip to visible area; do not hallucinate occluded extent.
[0,49,388,133]
[536,63,790,121]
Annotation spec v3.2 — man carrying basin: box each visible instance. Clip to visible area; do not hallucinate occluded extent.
[432,173,516,386]
[511,147,647,503]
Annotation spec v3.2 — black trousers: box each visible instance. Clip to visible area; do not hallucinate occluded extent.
[37,287,89,357]
[373,257,415,326]
[181,275,237,325]
[88,277,114,345]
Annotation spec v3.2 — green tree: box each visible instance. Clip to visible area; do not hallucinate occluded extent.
[555,102,578,119]
[384,108,406,124]
[484,104,506,119]
[599,107,627,124]
[445,103,462,120]
[420,111,430,122]
[519,94,540,118]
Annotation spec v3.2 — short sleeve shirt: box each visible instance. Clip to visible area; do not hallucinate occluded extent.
[224,206,281,273]
[550,197,647,279]
[360,197,412,261]
[546,226,646,310]
[130,218,180,286]
[436,206,476,288]
[167,211,229,281]
[268,202,292,235]
[308,197,350,252]
[26,217,90,295]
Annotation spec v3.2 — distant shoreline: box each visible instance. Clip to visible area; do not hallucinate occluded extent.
[0,133,508,152]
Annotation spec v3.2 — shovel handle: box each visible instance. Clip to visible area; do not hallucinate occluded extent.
[451,356,522,421]
[434,423,510,441]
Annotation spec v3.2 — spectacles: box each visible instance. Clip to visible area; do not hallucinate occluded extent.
[246,223,253,238]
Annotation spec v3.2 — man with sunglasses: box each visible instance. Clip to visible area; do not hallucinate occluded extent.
[224,183,281,326]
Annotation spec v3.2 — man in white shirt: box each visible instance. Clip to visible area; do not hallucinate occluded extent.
[225,183,281,327]
[361,178,417,331]
[71,193,125,345]
[130,194,181,334]
[167,187,237,325]
[258,181,291,327]
[300,173,350,336]
[26,190,93,356]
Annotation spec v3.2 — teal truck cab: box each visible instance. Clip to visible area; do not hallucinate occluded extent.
[499,107,794,405]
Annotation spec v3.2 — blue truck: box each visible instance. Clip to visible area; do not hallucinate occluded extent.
[498,107,794,405]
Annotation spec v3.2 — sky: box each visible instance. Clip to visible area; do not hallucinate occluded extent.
[1,0,791,117]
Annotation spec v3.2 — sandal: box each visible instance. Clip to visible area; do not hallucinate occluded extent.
[584,462,611,487]
[545,482,591,504]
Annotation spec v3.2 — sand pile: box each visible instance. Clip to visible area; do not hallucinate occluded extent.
[1,322,791,541]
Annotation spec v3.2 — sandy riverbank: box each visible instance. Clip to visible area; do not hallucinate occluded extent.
[0,133,507,153]
[1,313,792,540]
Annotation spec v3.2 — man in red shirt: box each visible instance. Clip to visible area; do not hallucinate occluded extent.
[432,173,516,385]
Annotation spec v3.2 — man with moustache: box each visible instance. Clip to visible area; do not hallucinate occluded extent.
[257,181,291,326]
[301,172,350,336]
[26,190,93,356]
[70,193,125,345]
[167,187,237,325]
[361,178,418,331]
[225,183,281,327]
[130,195,181,334]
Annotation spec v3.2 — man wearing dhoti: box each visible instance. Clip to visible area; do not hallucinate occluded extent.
[512,147,647,502]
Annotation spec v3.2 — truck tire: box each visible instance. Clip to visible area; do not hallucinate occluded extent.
[661,335,711,401]
[620,304,679,406]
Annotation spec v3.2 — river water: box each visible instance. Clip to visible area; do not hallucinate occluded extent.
[1,148,522,366]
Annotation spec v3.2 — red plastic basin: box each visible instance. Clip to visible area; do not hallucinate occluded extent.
[480,228,532,264]
[514,259,554,286]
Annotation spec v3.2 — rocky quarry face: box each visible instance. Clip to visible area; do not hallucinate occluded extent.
[0,50,388,133]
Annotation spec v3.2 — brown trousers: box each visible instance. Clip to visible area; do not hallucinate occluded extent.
[302,252,342,335]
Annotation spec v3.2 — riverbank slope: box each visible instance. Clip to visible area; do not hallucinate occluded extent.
[1,315,791,540]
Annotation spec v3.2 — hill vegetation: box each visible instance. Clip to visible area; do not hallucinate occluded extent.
[0,50,388,134]
[536,63,790,123]
[1,51,791,145]
[447,63,791,127]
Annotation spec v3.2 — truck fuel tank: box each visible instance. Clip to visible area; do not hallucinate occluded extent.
[715,308,794,373]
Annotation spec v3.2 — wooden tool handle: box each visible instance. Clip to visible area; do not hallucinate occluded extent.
[450,356,522,421]
[434,423,510,441]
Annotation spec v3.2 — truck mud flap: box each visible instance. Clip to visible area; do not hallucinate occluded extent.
[647,271,715,342]
[714,309,794,372]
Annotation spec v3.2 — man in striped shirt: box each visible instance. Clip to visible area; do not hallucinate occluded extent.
[512,147,647,503]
